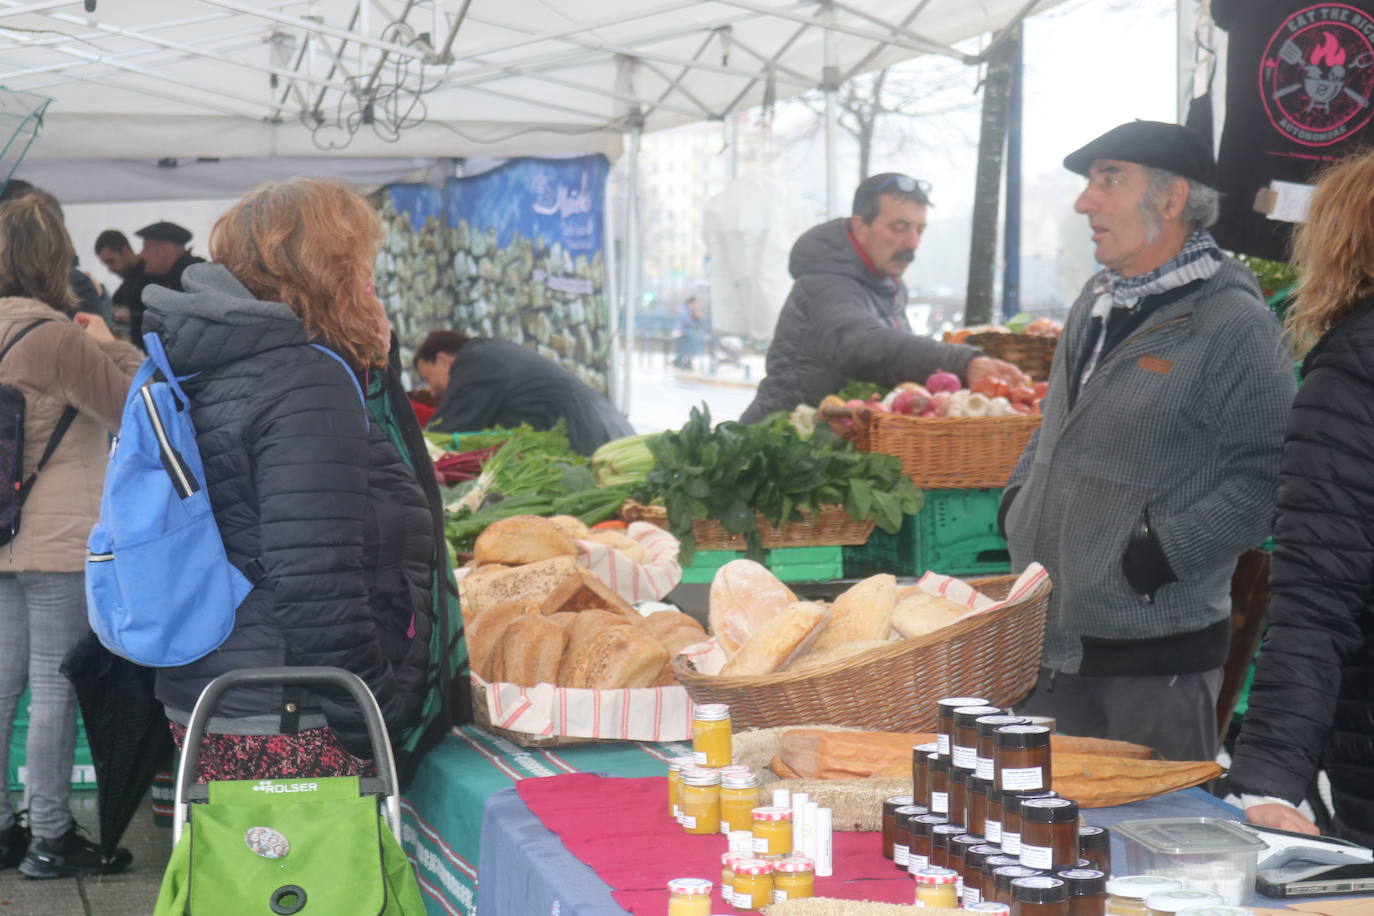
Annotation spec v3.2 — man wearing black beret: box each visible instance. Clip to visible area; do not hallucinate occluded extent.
[999,121,1296,760]
[131,221,204,349]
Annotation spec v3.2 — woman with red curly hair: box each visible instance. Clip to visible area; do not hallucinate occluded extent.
[141,179,435,781]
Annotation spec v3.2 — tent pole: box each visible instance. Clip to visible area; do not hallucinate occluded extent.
[621,123,643,415]
[822,1,839,218]
[1001,23,1023,322]
[603,158,622,409]
[964,25,1019,327]
[1177,0,1196,123]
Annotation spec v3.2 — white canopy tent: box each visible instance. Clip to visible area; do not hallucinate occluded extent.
[0,0,1067,406]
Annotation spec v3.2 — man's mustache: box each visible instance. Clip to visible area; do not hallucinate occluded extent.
[892,249,915,262]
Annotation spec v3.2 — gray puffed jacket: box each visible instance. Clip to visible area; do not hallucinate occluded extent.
[740,218,978,423]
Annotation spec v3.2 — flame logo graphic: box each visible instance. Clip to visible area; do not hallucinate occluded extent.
[1311,31,1348,68]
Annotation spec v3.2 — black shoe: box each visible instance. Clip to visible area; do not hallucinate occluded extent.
[0,815,28,869]
[19,823,131,879]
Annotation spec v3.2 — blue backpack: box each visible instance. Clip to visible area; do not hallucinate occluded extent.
[87,333,365,668]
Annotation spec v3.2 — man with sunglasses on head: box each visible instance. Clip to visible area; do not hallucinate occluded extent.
[740,173,1024,424]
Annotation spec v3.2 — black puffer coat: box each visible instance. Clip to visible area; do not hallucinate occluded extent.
[1231,298,1374,845]
[143,265,434,758]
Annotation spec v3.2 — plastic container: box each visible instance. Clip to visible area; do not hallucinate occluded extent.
[1114,819,1265,906]
[1105,876,1184,915]
[1145,891,1224,914]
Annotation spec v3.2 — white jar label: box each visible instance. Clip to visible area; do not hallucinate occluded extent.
[1003,831,1021,855]
[732,890,751,909]
[680,814,696,829]
[693,750,707,765]
[721,819,731,834]
[1000,766,1044,791]
[975,757,994,781]
[1019,842,1053,870]
[894,843,909,866]
[985,818,1002,844]
[931,791,948,814]
[752,837,768,854]
[953,744,977,771]
[937,734,950,756]
[963,886,982,907]
[907,853,929,873]
[771,889,788,903]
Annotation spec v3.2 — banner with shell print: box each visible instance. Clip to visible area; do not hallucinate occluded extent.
[374,155,612,393]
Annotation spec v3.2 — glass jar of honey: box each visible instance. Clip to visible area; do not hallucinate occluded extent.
[1012,875,1070,916]
[995,725,1053,793]
[913,741,938,808]
[1077,826,1111,875]
[730,858,774,911]
[720,771,760,835]
[928,753,950,817]
[1002,790,1058,857]
[954,704,1004,772]
[914,866,961,909]
[983,854,1023,904]
[977,715,1029,781]
[722,852,747,897]
[667,755,696,820]
[908,813,949,874]
[692,703,732,768]
[771,856,815,902]
[1144,891,1224,915]
[882,795,916,860]
[679,767,721,835]
[1104,876,1182,916]
[893,805,927,871]
[967,775,992,836]
[749,806,793,857]
[938,696,990,757]
[948,768,969,829]
[667,877,713,916]
[1057,868,1108,916]
[994,866,1046,906]
[1020,798,1080,870]
[930,823,964,870]
[986,785,1006,845]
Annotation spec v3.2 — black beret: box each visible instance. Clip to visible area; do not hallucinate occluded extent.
[135,221,192,245]
[1063,120,1216,189]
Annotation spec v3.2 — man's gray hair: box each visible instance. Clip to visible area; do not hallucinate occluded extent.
[1141,166,1221,236]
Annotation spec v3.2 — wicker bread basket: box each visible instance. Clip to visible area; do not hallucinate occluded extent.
[620,501,875,550]
[966,331,1058,381]
[670,574,1050,731]
[823,407,1040,490]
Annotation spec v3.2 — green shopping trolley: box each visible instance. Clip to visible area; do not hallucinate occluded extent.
[153,667,425,915]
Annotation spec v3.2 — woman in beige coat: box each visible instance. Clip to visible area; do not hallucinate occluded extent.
[0,196,142,879]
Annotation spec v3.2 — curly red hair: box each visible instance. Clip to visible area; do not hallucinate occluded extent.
[211,179,387,369]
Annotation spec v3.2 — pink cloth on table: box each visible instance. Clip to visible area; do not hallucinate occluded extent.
[516,773,917,915]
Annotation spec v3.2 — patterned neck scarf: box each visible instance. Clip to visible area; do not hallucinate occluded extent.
[1081,229,1223,381]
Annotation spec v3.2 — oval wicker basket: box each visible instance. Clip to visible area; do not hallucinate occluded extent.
[823,408,1041,490]
[670,574,1050,732]
[966,332,1058,382]
[621,501,875,550]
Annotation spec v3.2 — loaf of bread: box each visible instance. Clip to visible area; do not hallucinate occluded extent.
[491,615,567,687]
[467,598,539,680]
[890,592,968,639]
[467,564,510,579]
[560,609,635,680]
[587,530,647,564]
[640,609,706,640]
[540,568,637,618]
[459,555,581,620]
[473,515,577,567]
[657,626,710,659]
[562,627,669,689]
[547,515,590,539]
[720,602,830,677]
[809,574,895,654]
[708,560,798,655]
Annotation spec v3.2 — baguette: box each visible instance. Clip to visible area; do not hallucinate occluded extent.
[720,602,830,677]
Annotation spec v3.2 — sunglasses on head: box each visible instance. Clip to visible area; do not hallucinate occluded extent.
[872,174,931,196]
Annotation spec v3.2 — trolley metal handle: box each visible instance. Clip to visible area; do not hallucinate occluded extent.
[172,667,403,845]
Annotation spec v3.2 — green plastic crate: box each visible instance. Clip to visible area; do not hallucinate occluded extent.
[681,545,844,584]
[845,488,1011,578]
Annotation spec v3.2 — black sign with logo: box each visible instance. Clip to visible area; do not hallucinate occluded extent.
[1212,0,1374,260]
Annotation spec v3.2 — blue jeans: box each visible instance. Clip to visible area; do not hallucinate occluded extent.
[0,572,88,838]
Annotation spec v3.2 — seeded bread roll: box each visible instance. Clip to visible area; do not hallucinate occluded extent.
[719,602,830,677]
[809,574,896,654]
[459,555,581,620]
[563,627,669,689]
[467,598,540,681]
[492,615,567,687]
[559,610,634,681]
[473,515,577,567]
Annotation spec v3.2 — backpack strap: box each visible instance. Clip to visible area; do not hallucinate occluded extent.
[142,331,191,407]
[1,319,79,507]
[0,319,49,364]
[309,344,366,408]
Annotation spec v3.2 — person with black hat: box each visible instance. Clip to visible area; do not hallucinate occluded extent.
[739,173,1024,424]
[998,121,1296,761]
[130,221,204,348]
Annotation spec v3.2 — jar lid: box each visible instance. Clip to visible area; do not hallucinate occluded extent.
[965,904,1012,915]
[774,856,815,874]
[721,772,758,789]
[926,753,949,773]
[719,764,752,776]
[722,851,747,866]
[1144,891,1225,913]
[1021,797,1079,823]
[953,834,984,848]
[1174,908,1257,916]
[983,854,1022,874]
[976,714,1030,738]
[938,696,990,715]
[1007,790,1058,813]
[1056,868,1108,895]
[1105,875,1183,899]
[994,724,1052,748]
[967,775,992,794]
[913,866,960,885]
[894,805,927,827]
[912,742,939,754]
[693,703,730,721]
[954,705,1005,729]
[970,843,1002,857]
[911,814,949,835]
[733,858,773,876]
[667,756,696,772]
[667,878,713,895]
[994,865,1045,889]
[932,824,965,838]
[884,795,916,811]
[1012,876,1069,904]
[1078,825,1106,836]
[750,805,793,821]
[964,846,995,870]
[680,767,721,786]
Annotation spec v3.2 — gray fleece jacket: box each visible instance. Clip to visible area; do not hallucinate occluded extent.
[740,218,978,423]
[1004,258,1295,675]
